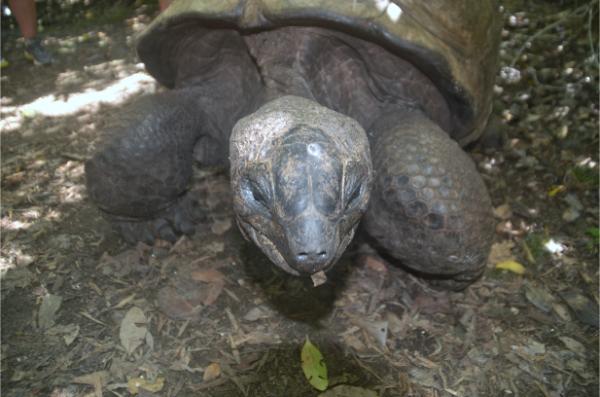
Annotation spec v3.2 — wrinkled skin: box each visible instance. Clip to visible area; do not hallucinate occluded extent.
[230,97,372,275]
[86,26,494,288]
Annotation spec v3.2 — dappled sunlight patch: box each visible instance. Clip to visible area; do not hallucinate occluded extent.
[1,206,64,236]
[577,156,597,169]
[480,156,500,172]
[1,61,157,133]
[0,245,35,274]
[44,209,63,222]
[20,71,155,117]
[0,216,33,232]
[373,0,403,23]
[53,162,86,203]
[58,184,85,204]
[544,238,566,256]
[55,161,85,179]
[21,208,42,221]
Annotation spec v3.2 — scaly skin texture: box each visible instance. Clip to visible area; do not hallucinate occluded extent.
[364,109,494,288]
[85,29,263,243]
[86,26,494,287]
[230,96,372,275]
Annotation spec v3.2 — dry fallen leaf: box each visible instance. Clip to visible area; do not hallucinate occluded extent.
[354,318,389,348]
[495,260,526,274]
[46,323,79,346]
[119,307,148,354]
[493,203,512,219]
[203,280,225,306]
[319,385,378,397]
[72,370,109,397]
[211,218,232,235]
[38,294,63,330]
[311,271,327,287]
[547,185,566,197]
[243,306,273,322]
[191,268,225,283]
[127,376,165,394]
[203,362,221,382]
[558,336,586,357]
[487,240,516,265]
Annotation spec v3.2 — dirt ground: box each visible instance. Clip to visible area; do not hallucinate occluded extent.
[1,1,598,396]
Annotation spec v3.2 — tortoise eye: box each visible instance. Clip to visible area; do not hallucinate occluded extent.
[242,175,271,213]
[345,184,362,210]
[250,183,267,208]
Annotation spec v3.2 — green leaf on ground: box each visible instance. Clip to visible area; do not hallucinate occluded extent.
[586,227,599,241]
[524,232,549,262]
[301,337,328,391]
[571,166,599,187]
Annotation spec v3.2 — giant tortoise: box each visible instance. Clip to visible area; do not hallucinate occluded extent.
[85,0,501,288]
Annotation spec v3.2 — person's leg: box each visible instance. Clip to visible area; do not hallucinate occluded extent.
[8,0,53,65]
[8,0,37,38]
[158,0,171,12]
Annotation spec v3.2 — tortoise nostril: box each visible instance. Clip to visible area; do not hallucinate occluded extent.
[297,252,308,261]
[295,251,328,263]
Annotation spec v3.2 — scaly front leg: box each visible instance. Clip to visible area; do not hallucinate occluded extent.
[364,108,494,290]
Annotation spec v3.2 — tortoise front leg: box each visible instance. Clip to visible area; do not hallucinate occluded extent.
[85,89,212,243]
[86,29,263,244]
[363,109,494,289]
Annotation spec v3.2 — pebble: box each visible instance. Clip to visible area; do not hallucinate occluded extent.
[500,66,522,84]
[562,207,580,222]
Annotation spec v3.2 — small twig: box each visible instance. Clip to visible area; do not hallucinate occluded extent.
[587,3,598,63]
[177,319,190,337]
[510,2,596,67]
[61,152,88,162]
[534,381,551,397]
[79,311,108,326]
[351,352,385,382]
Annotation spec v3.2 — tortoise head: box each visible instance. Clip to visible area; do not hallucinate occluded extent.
[230,96,372,276]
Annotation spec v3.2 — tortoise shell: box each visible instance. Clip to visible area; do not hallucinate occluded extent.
[137,0,501,145]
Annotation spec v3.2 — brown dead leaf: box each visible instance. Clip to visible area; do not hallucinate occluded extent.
[230,330,281,348]
[243,306,273,322]
[342,333,367,352]
[559,336,586,357]
[487,240,516,265]
[319,385,378,397]
[38,294,63,330]
[311,271,327,287]
[3,171,26,187]
[127,376,165,394]
[97,244,150,277]
[169,235,194,254]
[203,362,221,382]
[493,203,512,219]
[191,268,225,283]
[413,292,452,314]
[119,307,148,354]
[203,280,224,306]
[360,255,388,273]
[211,218,232,235]
[157,286,204,320]
[113,293,136,309]
[72,370,109,397]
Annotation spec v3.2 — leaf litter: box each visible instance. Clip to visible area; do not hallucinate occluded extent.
[0,0,598,396]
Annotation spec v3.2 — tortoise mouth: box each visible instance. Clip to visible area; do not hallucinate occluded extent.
[238,218,301,276]
[237,214,359,276]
